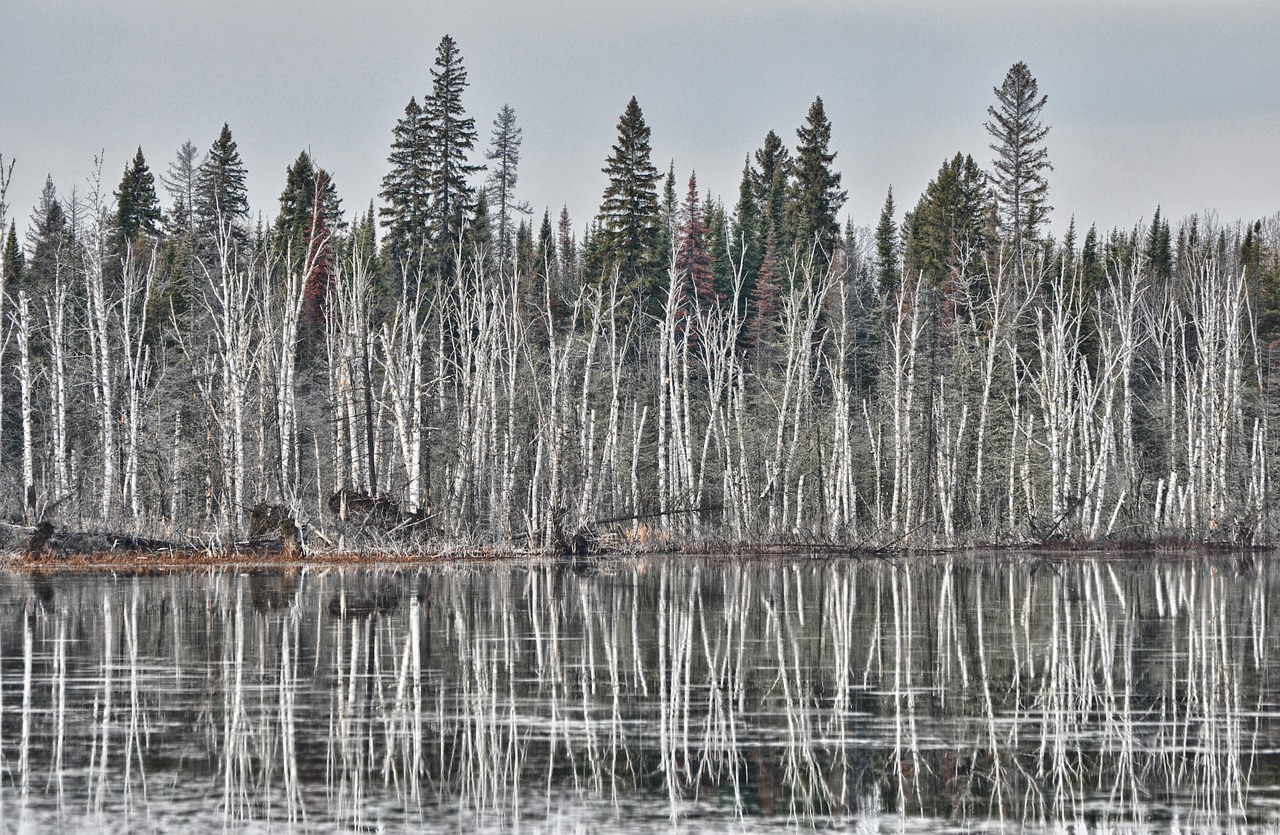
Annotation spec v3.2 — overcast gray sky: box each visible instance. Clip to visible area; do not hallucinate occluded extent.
[3,0,1278,242]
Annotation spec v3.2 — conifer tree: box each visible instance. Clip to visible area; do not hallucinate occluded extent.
[985,61,1052,260]
[25,176,70,294]
[786,97,846,265]
[161,140,200,238]
[114,147,162,244]
[753,131,790,238]
[703,196,733,300]
[2,221,23,291]
[300,169,336,329]
[275,150,343,270]
[729,158,764,304]
[484,104,531,273]
[1146,206,1173,283]
[874,187,898,291]
[380,96,431,274]
[902,153,990,289]
[596,96,662,298]
[423,34,482,278]
[746,228,782,355]
[675,172,716,320]
[194,123,250,249]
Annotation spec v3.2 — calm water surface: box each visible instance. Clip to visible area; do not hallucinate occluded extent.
[1,555,1278,833]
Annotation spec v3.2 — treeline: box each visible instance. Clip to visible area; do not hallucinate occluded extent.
[1,39,1279,549]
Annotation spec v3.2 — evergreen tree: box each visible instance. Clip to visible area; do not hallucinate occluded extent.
[114,147,162,244]
[25,176,70,293]
[753,130,790,238]
[985,61,1052,260]
[300,169,337,329]
[555,205,578,305]
[484,103,531,272]
[2,221,24,291]
[902,153,990,289]
[380,97,431,275]
[596,96,662,297]
[514,219,535,284]
[704,196,733,300]
[675,172,716,320]
[532,209,556,307]
[1146,206,1173,283]
[729,157,764,305]
[657,161,678,267]
[746,228,782,355]
[423,34,482,278]
[466,188,493,270]
[786,97,846,266]
[275,150,343,269]
[160,140,200,238]
[194,123,250,249]
[874,186,899,291]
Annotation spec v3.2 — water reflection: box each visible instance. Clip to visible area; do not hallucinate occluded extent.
[0,556,1278,831]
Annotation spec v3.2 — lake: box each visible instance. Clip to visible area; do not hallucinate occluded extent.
[0,554,1277,832]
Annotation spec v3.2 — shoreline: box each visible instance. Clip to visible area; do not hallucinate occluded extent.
[2,538,1273,574]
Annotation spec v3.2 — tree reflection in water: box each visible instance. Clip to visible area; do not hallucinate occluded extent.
[0,556,1278,832]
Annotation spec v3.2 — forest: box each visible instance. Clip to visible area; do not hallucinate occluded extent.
[1,36,1279,552]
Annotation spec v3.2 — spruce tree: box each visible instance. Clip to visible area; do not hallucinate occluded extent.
[753,130,790,238]
[275,150,343,269]
[729,158,764,305]
[423,34,482,278]
[1146,206,1173,282]
[194,123,250,250]
[2,221,24,291]
[596,96,662,298]
[675,172,716,319]
[484,103,531,273]
[380,96,431,274]
[985,61,1052,261]
[26,176,70,294]
[874,187,898,292]
[114,147,162,244]
[786,97,847,267]
[902,153,990,289]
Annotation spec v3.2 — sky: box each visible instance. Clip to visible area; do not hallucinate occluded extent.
[2,0,1278,245]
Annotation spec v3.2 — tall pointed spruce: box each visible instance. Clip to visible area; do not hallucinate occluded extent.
[786,97,846,266]
[423,34,482,278]
[985,61,1051,261]
[485,103,532,273]
[597,96,662,298]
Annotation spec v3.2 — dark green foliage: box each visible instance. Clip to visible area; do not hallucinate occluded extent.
[380,96,432,274]
[728,158,764,308]
[595,96,663,298]
[985,61,1051,259]
[114,147,162,244]
[193,124,248,245]
[466,189,493,270]
[423,34,482,278]
[786,97,846,267]
[753,130,790,239]
[275,150,343,270]
[2,221,24,291]
[194,123,250,250]
[874,187,898,291]
[902,153,990,289]
[1146,206,1172,283]
[703,196,733,300]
